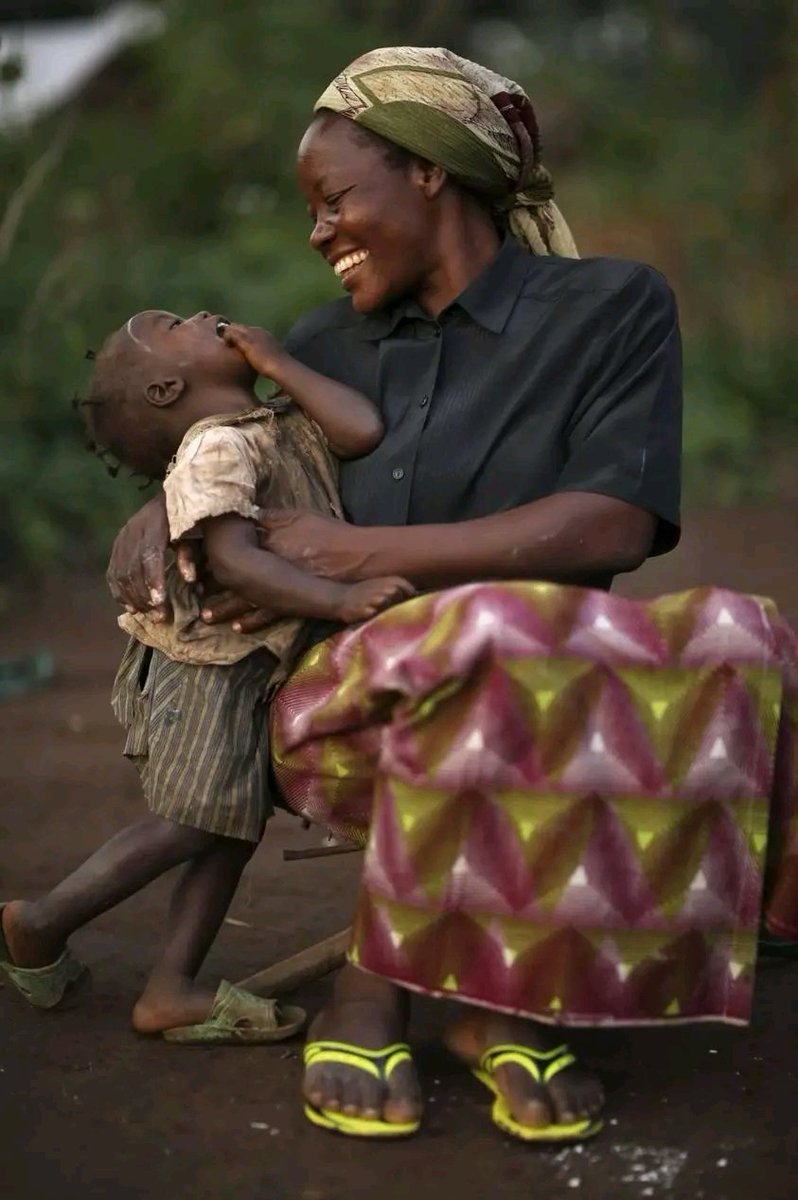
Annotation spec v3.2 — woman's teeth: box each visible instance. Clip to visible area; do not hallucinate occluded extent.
[216,318,231,337]
[333,250,369,278]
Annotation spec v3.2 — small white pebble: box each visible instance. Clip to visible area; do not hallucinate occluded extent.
[567,1179,581,1189]
[717,1159,728,1168]
[574,1145,584,1154]
[250,1122,269,1131]
[709,1049,718,1055]
[270,1129,280,1136]
[609,1118,619,1126]
[643,1190,654,1197]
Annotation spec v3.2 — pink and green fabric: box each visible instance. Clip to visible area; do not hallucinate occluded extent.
[271,583,798,1026]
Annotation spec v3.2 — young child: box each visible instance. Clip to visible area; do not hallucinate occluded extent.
[0,309,412,1043]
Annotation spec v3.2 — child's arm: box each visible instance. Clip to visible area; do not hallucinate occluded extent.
[222,323,382,459]
[202,513,413,624]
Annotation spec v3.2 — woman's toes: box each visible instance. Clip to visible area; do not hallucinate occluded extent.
[358,1073,384,1120]
[513,1094,553,1128]
[304,1067,335,1110]
[341,1074,365,1116]
[495,1064,553,1128]
[548,1072,604,1125]
[383,1063,422,1125]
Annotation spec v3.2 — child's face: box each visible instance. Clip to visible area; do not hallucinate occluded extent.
[124,310,254,386]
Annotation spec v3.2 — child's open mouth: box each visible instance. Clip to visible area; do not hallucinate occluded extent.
[215,317,231,337]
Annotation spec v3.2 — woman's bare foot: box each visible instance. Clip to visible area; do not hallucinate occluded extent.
[445,1011,604,1130]
[1,900,66,968]
[303,965,422,1126]
[131,976,219,1034]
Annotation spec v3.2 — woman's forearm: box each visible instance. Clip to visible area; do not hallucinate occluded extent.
[355,492,656,588]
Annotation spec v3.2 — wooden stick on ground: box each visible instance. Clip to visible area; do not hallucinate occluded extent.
[235,927,351,996]
[282,843,361,861]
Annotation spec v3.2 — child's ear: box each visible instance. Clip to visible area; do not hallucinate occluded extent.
[145,377,185,407]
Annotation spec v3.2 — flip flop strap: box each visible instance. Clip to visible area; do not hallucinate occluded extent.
[304,1041,412,1083]
[212,981,280,1029]
[0,947,79,1007]
[480,1043,576,1085]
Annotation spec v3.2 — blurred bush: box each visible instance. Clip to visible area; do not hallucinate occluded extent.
[0,0,795,572]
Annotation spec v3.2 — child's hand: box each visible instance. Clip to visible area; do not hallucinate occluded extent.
[335,577,415,624]
[221,323,284,378]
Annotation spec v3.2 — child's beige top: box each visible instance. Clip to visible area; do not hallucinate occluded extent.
[119,405,342,667]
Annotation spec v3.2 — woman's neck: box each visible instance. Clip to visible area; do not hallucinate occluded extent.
[414,202,502,318]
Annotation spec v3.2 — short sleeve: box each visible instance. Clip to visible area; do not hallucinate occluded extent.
[163,426,262,541]
[554,265,683,554]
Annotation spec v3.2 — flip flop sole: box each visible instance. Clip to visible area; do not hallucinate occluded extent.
[160,1003,306,1044]
[304,1102,420,1139]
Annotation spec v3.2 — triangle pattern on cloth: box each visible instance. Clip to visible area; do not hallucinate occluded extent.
[679,592,773,665]
[680,671,774,797]
[563,593,667,664]
[554,669,664,793]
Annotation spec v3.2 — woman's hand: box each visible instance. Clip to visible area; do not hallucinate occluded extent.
[199,509,373,634]
[106,494,196,621]
[256,509,371,582]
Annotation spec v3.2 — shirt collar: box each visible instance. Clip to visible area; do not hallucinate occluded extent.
[355,235,532,340]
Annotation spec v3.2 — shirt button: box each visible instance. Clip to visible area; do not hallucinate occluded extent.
[420,394,429,407]
[392,467,405,481]
[433,326,441,338]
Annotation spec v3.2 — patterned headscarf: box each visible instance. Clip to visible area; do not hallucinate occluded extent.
[315,46,579,258]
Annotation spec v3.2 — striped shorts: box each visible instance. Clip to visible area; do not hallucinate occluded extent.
[111,639,277,843]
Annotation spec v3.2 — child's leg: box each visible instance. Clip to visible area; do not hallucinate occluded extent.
[1,816,217,969]
[132,835,254,1033]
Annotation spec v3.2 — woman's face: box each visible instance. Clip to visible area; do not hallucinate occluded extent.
[298,114,437,314]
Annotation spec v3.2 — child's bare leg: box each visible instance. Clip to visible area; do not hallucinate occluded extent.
[132,835,254,1033]
[2,817,216,969]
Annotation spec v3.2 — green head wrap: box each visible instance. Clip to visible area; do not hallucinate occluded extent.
[315,45,578,258]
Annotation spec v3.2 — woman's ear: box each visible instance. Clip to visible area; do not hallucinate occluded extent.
[145,377,185,407]
[412,159,447,200]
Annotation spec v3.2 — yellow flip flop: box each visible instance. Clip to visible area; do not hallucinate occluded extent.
[473,1043,604,1143]
[303,1040,421,1139]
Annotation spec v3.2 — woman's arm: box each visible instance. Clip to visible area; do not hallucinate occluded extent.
[222,324,382,458]
[202,514,413,623]
[259,491,656,589]
[200,492,654,632]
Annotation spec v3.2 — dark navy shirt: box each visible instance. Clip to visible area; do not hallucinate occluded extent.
[283,236,682,567]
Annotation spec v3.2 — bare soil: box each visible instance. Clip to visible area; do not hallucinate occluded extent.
[1,505,796,1200]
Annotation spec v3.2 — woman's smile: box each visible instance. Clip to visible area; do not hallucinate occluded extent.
[332,249,370,290]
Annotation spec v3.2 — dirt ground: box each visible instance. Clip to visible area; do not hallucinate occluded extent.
[1,505,797,1200]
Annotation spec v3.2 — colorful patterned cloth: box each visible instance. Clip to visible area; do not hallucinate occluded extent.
[272,583,798,1026]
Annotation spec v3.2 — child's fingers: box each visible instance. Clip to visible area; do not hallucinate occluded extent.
[200,594,254,624]
[232,608,274,634]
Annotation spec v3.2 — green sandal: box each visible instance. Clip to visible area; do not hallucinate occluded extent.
[161,980,306,1044]
[303,1041,421,1138]
[472,1043,604,1143]
[0,905,88,1010]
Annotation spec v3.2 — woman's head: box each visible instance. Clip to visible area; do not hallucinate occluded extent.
[299,46,578,313]
[298,112,487,314]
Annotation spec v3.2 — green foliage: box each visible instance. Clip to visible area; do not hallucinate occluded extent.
[1,0,795,573]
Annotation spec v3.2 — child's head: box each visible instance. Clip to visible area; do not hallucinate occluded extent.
[84,310,255,478]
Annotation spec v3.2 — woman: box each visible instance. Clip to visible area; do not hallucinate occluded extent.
[108,48,796,1143]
